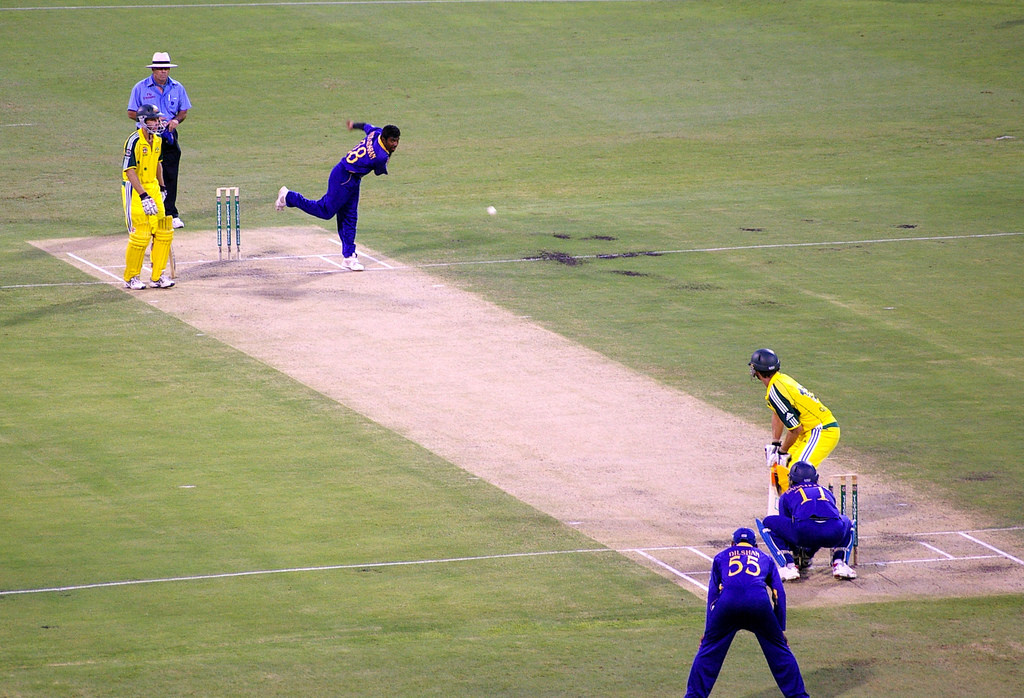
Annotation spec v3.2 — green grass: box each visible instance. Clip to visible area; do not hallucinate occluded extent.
[2,0,1024,694]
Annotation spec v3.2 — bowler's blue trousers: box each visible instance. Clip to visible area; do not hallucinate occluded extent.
[286,161,361,258]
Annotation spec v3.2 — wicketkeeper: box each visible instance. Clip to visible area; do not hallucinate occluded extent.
[757,461,857,581]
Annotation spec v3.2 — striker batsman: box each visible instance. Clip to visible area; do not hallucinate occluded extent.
[749,348,839,506]
[122,104,175,289]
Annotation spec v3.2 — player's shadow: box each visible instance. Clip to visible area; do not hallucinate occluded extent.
[740,659,874,698]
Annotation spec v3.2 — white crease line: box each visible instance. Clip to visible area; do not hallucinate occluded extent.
[66,253,122,281]
[632,550,708,593]
[318,255,349,270]
[959,533,1024,566]
[861,554,1002,567]
[0,281,118,289]
[3,529,1023,597]
[9,232,1018,291]
[326,240,396,269]
[892,524,1024,536]
[358,251,395,269]
[686,546,715,562]
[918,542,955,559]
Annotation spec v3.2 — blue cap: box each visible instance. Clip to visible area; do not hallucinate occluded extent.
[732,527,757,546]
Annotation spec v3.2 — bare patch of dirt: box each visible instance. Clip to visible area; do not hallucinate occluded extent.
[33,227,1024,604]
[534,250,582,265]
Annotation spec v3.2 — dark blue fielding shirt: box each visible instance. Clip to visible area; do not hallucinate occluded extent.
[342,123,390,177]
[779,483,842,522]
[707,543,786,630]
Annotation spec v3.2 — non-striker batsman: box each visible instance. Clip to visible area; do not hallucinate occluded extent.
[121,104,174,289]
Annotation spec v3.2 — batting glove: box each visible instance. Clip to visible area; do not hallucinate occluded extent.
[140,194,159,216]
[160,188,167,201]
[764,442,782,467]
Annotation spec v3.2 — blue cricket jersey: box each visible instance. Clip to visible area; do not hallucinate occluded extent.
[342,123,391,177]
[707,543,786,630]
[779,483,842,522]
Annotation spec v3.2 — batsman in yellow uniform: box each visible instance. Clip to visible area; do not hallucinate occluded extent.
[122,103,174,289]
[749,349,840,495]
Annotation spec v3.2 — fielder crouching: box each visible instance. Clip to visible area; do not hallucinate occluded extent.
[684,527,809,698]
[757,461,857,581]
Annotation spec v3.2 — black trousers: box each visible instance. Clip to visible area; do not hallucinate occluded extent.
[161,134,182,218]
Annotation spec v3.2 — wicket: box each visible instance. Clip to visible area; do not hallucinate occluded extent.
[216,186,241,260]
[829,474,859,565]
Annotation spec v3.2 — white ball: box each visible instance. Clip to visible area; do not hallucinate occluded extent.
[487,206,497,216]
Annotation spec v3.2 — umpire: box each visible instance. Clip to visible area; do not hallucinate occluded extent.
[685,528,809,698]
[127,52,191,229]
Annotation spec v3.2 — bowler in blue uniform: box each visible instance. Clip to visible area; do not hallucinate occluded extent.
[685,528,808,698]
[276,120,400,271]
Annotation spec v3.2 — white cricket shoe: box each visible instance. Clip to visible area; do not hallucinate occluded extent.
[275,186,289,211]
[778,563,801,581]
[172,217,185,229]
[124,276,146,290]
[342,255,364,271]
[150,274,176,289]
[832,560,857,580]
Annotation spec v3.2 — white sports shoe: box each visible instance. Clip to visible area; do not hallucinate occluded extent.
[124,276,146,290]
[172,217,185,229]
[150,274,175,289]
[342,255,364,271]
[778,563,801,581]
[832,560,857,580]
[275,186,289,211]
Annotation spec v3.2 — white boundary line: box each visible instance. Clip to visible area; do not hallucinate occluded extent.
[6,231,1020,291]
[0,548,610,597]
[2,0,650,12]
[3,526,1020,598]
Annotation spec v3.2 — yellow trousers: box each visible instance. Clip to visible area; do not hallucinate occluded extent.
[773,425,841,492]
[122,182,173,283]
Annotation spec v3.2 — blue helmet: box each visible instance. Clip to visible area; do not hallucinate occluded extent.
[732,527,757,546]
[749,348,780,374]
[789,461,819,485]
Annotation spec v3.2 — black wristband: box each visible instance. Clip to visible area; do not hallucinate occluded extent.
[139,192,150,200]
[351,121,367,130]
[772,441,782,447]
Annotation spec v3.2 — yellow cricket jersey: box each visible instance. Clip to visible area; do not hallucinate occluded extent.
[122,128,162,187]
[765,372,837,432]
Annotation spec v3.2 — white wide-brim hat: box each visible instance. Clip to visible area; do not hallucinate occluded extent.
[147,52,178,69]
